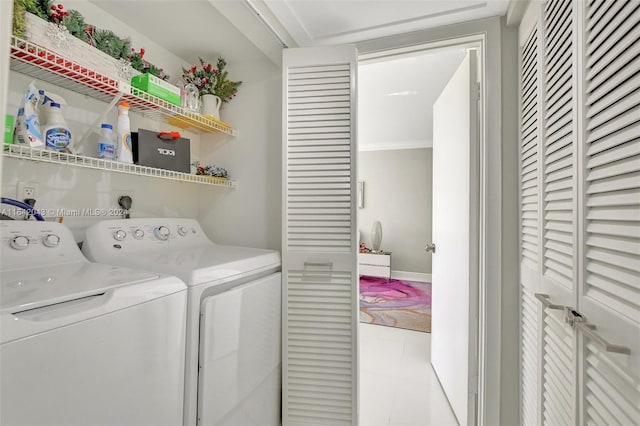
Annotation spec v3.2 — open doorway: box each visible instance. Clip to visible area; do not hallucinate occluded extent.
[357,41,481,426]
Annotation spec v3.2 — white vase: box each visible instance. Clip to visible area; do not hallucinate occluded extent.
[371,221,383,252]
[201,94,221,120]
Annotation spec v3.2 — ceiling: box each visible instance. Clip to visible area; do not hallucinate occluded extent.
[358,48,467,151]
[84,0,510,69]
[86,0,281,77]
[262,0,510,46]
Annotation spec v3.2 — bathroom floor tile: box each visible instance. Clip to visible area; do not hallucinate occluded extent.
[359,324,458,426]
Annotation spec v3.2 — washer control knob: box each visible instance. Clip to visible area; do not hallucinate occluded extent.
[113,230,127,241]
[154,226,170,241]
[133,229,145,240]
[10,236,29,250]
[177,226,188,236]
[42,234,61,248]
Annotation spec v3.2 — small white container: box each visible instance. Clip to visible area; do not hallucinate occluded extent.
[97,123,115,160]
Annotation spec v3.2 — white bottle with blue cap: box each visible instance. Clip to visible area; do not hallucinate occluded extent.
[97,123,115,160]
[43,102,71,151]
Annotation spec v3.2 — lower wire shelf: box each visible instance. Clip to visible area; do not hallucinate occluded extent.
[3,145,237,189]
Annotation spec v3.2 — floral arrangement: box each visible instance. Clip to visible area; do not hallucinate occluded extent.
[182,57,242,103]
[12,0,169,80]
[192,161,229,179]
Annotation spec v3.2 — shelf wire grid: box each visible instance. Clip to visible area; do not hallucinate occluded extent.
[9,36,237,136]
[3,145,236,188]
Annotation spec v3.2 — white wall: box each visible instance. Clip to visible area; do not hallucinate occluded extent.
[358,148,432,274]
[197,66,282,251]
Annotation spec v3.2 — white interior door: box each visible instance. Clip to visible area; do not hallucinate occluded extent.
[431,49,479,426]
[282,45,359,426]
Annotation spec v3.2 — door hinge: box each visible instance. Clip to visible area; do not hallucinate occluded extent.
[474,82,481,102]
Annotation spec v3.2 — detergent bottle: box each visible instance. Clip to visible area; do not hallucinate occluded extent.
[116,101,132,163]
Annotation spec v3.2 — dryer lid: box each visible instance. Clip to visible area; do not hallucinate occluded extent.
[90,244,281,287]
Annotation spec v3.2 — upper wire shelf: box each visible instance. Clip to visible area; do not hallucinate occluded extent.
[8,36,237,136]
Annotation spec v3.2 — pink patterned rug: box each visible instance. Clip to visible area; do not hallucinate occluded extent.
[359,276,432,333]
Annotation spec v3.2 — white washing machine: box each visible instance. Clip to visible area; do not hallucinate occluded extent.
[0,221,188,426]
[81,218,282,426]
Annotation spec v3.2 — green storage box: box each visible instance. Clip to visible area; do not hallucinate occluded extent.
[5,115,14,144]
[131,73,181,106]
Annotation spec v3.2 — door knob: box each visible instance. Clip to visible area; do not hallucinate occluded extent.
[425,243,436,253]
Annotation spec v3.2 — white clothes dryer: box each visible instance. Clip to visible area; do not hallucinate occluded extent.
[82,218,282,426]
[0,221,187,426]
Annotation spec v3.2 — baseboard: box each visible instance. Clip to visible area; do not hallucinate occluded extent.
[390,270,432,282]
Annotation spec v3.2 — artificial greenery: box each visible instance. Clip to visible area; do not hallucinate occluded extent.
[182,57,241,103]
[12,0,29,37]
[212,57,242,103]
[60,9,87,43]
[92,29,131,61]
[12,0,48,37]
[24,0,51,19]
[192,161,229,179]
[11,0,169,80]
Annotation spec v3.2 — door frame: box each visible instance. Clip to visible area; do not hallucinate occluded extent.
[357,17,510,425]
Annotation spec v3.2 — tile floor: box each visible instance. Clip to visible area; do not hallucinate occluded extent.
[359,323,459,426]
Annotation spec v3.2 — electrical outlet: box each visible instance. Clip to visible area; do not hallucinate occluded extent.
[16,181,38,200]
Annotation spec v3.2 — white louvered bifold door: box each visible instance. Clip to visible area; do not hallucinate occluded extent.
[519,0,640,424]
[580,0,640,423]
[540,0,579,423]
[282,46,358,426]
[519,22,542,426]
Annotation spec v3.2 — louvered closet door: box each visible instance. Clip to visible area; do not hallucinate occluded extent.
[580,0,640,423]
[282,46,358,426]
[540,0,579,423]
[519,22,542,426]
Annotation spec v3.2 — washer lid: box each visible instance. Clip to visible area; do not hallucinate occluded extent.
[1,261,163,313]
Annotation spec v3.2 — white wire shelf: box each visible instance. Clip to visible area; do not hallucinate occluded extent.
[9,36,237,136]
[3,145,237,189]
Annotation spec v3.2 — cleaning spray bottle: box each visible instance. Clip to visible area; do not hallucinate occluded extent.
[43,102,71,151]
[38,89,66,128]
[116,101,132,163]
[97,123,115,160]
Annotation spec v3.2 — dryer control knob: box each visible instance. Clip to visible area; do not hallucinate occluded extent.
[177,226,188,236]
[154,226,170,241]
[113,229,127,241]
[10,235,29,250]
[133,229,144,240]
[42,234,60,248]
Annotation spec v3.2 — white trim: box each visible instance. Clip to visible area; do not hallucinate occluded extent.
[506,0,530,27]
[390,270,432,282]
[359,140,432,151]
